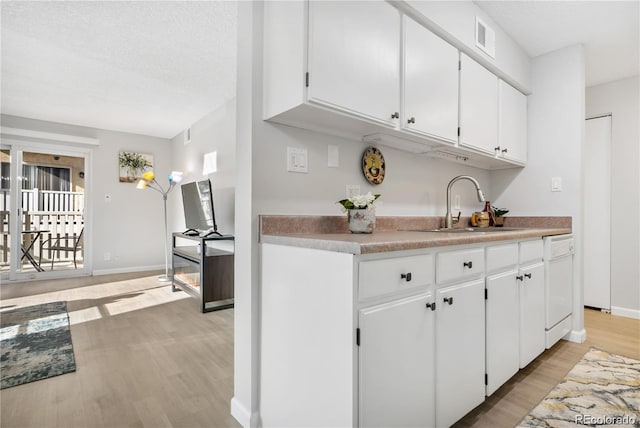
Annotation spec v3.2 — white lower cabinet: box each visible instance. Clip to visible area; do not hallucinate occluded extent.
[485,269,520,396]
[359,292,435,428]
[519,262,546,368]
[435,279,486,428]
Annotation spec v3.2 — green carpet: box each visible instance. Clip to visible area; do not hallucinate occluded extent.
[1,301,76,389]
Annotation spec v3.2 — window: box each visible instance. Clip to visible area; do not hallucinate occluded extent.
[19,164,71,191]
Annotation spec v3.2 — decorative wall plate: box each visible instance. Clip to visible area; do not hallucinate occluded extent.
[362,146,385,185]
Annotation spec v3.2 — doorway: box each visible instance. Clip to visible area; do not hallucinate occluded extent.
[1,144,89,281]
[583,115,612,310]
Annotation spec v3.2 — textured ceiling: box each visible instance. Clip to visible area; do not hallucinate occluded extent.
[475,1,639,87]
[1,1,237,139]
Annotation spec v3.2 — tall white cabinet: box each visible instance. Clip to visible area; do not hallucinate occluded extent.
[459,53,499,156]
[308,1,400,125]
[435,279,485,428]
[402,15,459,144]
[498,80,528,164]
[359,292,435,428]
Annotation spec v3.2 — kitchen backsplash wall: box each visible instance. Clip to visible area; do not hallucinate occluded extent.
[253,120,493,218]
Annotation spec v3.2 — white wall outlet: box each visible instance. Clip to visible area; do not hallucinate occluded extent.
[454,194,461,210]
[287,147,308,173]
[328,145,339,168]
[346,185,360,198]
[551,177,563,192]
[104,252,111,261]
[104,194,111,203]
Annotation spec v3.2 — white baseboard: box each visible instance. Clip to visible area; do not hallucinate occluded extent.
[611,306,640,320]
[92,264,164,276]
[231,397,251,428]
[566,328,587,343]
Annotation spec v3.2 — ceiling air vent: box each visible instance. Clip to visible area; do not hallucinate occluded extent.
[475,17,495,59]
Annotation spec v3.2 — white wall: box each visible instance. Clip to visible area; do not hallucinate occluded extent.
[490,45,586,338]
[233,1,508,425]
[586,76,640,318]
[169,98,237,236]
[1,114,173,274]
[406,0,531,91]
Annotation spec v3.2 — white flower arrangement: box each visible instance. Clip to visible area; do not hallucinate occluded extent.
[337,192,381,210]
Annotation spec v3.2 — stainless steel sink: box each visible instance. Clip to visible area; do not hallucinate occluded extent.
[402,227,525,233]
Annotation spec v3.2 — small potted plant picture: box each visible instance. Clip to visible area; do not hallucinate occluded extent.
[119,151,153,183]
[492,206,509,227]
[337,192,381,234]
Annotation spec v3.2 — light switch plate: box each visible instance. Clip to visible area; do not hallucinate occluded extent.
[287,147,308,173]
[346,185,360,198]
[551,177,562,192]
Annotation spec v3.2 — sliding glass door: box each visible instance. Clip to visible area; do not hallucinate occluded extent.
[0,143,90,281]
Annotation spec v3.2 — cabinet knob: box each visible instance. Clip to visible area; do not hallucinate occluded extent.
[391,112,399,119]
[400,272,412,282]
[516,275,524,281]
[463,261,473,269]
[502,148,508,153]
[524,273,532,279]
[443,297,454,305]
[407,117,416,124]
[426,302,436,311]
[494,146,501,151]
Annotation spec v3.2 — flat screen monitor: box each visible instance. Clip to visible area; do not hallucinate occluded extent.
[180,179,219,237]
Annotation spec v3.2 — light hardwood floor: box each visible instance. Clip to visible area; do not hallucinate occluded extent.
[0,272,240,428]
[456,308,640,427]
[2,273,639,428]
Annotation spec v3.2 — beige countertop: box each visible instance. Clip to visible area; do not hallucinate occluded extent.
[259,215,572,255]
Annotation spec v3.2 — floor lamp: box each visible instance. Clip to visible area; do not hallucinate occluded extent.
[137,170,183,283]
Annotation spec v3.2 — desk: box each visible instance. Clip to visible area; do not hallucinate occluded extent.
[172,233,234,312]
[21,230,49,272]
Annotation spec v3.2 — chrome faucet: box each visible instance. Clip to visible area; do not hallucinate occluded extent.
[445,175,486,229]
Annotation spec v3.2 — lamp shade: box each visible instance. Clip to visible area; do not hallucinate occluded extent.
[136,179,148,189]
[142,171,155,181]
[169,171,183,184]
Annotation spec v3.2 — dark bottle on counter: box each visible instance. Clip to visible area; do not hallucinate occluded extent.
[482,201,495,226]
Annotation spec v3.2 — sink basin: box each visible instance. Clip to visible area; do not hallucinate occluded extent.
[403,227,525,233]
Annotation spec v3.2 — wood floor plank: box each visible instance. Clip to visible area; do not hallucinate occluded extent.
[2,273,638,428]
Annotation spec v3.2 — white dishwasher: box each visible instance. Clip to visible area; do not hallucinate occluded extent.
[544,234,574,348]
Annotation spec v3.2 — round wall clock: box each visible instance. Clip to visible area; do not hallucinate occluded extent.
[362,146,385,185]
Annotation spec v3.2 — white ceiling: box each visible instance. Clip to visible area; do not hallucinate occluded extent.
[1,1,637,139]
[475,0,640,87]
[1,1,237,139]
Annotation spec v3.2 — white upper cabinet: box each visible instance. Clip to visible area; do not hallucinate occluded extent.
[459,53,499,156]
[402,16,459,144]
[498,80,527,164]
[308,1,400,126]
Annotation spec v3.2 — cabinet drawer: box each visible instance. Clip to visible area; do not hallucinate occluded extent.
[359,254,434,301]
[436,248,484,284]
[486,243,518,273]
[547,235,574,258]
[520,239,543,265]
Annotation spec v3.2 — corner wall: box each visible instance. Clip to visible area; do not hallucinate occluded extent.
[586,76,640,318]
[490,45,586,338]
[169,98,237,236]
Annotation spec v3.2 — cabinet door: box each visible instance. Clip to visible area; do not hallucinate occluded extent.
[359,292,435,428]
[308,0,400,126]
[519,262,545,368]
[498,80,527,163]
[403,16,458,144]
[436,279,485,428]
[459,53,498,155]
[486,270,519,396]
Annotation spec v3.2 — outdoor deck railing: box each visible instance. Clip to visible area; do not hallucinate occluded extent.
[0,189,84,213]
[0,210,84,265]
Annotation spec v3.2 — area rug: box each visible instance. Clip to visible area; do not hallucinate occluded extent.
[518,348,640,427]
[0,301,76,389]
